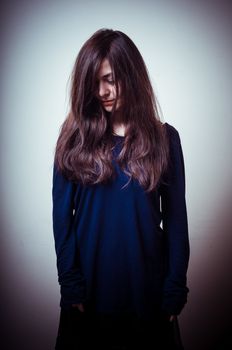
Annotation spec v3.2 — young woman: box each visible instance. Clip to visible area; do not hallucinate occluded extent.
[52,28,190,350]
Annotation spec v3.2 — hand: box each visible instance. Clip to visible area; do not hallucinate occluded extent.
[169,315,175,322]
[72,303,85,312]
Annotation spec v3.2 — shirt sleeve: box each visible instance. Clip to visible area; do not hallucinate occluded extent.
[160,123,190,316]
[52,162,86,310]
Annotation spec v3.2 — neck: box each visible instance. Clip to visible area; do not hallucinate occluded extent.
[112,123,126,136]
[109,110,127,136]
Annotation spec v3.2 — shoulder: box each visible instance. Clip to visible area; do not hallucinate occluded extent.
[162,122,182,148]
[162,122,180,139]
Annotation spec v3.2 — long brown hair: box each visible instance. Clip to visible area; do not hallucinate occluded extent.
[54,28,169,192]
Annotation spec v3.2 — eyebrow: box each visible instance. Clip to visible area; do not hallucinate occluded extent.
[98,72,113,79]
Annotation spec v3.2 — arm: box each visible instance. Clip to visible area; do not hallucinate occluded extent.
[52,162,86,310]
[160,124,190,316]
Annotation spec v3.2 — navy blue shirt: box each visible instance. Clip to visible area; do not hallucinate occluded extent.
[52,122,190,321]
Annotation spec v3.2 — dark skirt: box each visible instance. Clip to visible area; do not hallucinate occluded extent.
[55,307,184,350]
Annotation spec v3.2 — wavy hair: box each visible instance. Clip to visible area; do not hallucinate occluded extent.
[54,28,169,192]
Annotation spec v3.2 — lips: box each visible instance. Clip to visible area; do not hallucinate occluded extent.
[102,100,114,105]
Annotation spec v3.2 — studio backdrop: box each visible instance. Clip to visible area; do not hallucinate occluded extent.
[0,0,232,349]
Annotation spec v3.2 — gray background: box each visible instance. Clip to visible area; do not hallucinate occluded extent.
[1,0,232,349]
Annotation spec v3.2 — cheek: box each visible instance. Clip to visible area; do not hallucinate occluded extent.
[114,95,122,110]
[118,86,122,99]
[113,85,121,99]
[118,85,121,95]
[112,86,117,98]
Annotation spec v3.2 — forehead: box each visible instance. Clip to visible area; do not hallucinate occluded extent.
[97,58,113,79]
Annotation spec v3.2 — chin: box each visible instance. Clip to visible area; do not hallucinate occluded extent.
[105,103,121,112]
[103,106,113,112]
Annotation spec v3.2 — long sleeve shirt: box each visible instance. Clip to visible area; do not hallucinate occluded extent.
[52,122,190,321]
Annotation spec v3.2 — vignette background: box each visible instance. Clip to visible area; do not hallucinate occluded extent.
[0,0,232,348]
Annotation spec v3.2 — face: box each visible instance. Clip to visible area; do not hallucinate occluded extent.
[95,58,121,112]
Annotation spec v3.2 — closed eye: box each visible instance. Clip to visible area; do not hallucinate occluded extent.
[102,77,115,85]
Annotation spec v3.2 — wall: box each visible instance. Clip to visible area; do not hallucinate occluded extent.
[1,0,232,349]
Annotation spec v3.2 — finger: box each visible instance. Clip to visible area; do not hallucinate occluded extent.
[72,304,85,312]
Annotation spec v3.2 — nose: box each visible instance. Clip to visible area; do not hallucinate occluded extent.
[98,81,110,99]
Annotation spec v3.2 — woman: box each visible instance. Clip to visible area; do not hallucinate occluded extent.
[52,28,190,349]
